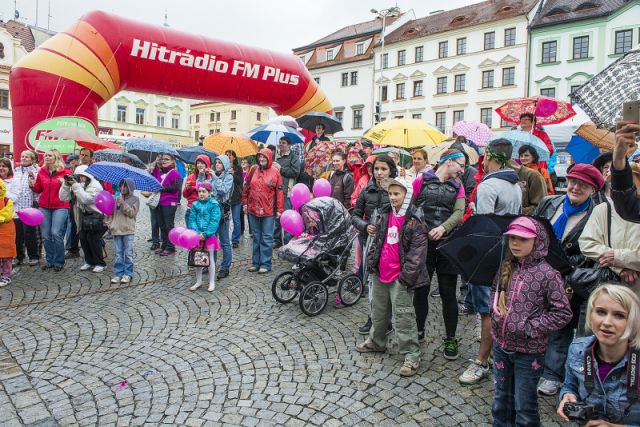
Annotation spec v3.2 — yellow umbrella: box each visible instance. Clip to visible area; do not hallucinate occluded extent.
[203,131,258,157]
[424,139,479,166]
[363,119,447,149]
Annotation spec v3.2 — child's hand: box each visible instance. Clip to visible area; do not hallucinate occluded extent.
[366,225,377,236]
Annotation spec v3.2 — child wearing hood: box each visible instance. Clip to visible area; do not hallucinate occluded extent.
[0,179,17,286]
[491,216,572,426]
[106,178,140,284]
[211,155,234,280]
[356,178,428,378]
[188,182,221,291]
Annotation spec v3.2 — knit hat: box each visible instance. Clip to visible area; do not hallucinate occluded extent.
[504,217,537,239]
[196,181,212,192]
[566,163,605,191]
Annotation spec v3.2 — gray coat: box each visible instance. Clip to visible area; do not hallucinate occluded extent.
[277,151,301,197]
[475,169,522,215]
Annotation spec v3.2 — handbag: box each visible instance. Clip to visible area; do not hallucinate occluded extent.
[188,243,210,267]
[81,212,105,232]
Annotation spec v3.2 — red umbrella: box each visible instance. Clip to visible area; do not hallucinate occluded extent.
[496,96,576,126]
[75,139,121,151]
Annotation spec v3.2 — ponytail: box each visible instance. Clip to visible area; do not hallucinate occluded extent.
[497,250,516,317]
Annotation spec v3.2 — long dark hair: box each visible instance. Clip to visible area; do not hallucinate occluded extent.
[373,154,398,179]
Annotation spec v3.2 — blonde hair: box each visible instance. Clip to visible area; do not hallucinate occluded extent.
[585,284,640,349]
[45,149,65,172]
[496,249,516,316]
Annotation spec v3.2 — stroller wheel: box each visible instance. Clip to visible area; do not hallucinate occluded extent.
[272,272,298,303]
[338,274,364,306]
[299,281,328,316]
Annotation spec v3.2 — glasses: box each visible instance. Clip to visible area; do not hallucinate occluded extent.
[453,160,466,168]
[567,179,592,190]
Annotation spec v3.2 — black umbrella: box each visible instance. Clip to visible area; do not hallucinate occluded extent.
[297,112,343,134]
[177,146,217,164]
[94,149,146,169]
[437,215,572,286]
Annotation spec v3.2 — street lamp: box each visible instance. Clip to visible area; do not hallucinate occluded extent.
[372,6,400,124]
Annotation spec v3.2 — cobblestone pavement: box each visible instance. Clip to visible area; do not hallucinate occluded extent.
[0,203,563,426]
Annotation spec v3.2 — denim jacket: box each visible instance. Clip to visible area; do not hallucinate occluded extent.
[561,336,640,426]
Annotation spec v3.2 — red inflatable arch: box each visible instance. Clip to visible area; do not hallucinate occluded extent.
[10,10,331,154]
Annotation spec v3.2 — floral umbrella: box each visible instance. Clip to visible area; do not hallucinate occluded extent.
[304,140,347,179]
[495,96,576,126]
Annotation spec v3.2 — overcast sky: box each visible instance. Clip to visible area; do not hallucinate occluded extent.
[2,0,484,53]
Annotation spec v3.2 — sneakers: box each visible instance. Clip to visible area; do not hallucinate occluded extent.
[459,303,474,315]
[80,263,93,271]
[189,282,202,291]
[537,378,562,396]
[217,270,229,280]
[92,265,105,273]
[208,283,215,292]
[232,242,239,248]
[356,338,386,353]
[399,360,419,377]
[443,338,459,360]
[111,277,121,284]
[417,330,425,343]
[53,265,64,272]
[150,244,160,251]
[120,276,131,284]
[0,277,11,287]
[247,266,258,272]
[459,359,491,385]
[27,259,39,266]
[359,317,372,335]
[430,287,440,298]
[258,268,270,274]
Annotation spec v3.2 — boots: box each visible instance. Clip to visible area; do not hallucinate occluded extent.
[359,317,372,335]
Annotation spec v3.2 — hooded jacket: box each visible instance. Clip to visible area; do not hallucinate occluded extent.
[105,178,140,235]
[0,179,17,259]
[352,178,390,235]
[475,168,522,215]
[211,154,234,204]
[491,218,572,354]
[183,155,212,208]
[351,155,376,207]
[509,160,547,214]
[59,166,104,231]
[33,165,70,209]
[242,148,284,217]
[188,196,221,238]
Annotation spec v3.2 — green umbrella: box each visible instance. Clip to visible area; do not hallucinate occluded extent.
[373,147,412,167]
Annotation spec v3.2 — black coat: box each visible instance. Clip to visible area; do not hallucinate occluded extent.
[229,164,243,205]
[351,179,390,235]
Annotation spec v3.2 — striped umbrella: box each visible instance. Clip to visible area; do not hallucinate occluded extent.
[86,162,162,192]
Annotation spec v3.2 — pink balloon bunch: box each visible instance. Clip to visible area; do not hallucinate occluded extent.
[17,208,44,226]
[535,98,558,117]
[168,227,186,246]
[168,227,202,250]
[290,183,311,210]
[95,190,115,215]
[313,179,332,198]
[280,209,304,236]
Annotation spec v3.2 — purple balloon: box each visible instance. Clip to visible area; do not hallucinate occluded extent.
[290,183,311,210]
[95,190,115,215]
[313,178,332,198]
[17,208,44,226]
[280,209,304,236]
[179,229,201,250]
[535,98,558,117]
[168,227,186,246]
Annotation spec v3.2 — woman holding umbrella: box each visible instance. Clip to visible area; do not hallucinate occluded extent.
[151,155,182,256]
[518,144,554,195]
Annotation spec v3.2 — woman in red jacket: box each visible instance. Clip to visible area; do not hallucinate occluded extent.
[30,149,70,271]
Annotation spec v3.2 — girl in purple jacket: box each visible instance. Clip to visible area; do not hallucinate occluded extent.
[491,216,572,427]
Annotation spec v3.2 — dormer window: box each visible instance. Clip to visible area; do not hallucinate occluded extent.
[499,6,514,13]
[546,7,570,17]
[575,2,599,11]
[299,55,305,63]
[326,49,334,61]
[451,15,466,24]
[356,43,364,55]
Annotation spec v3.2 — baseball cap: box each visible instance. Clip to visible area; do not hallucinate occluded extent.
[504,217,537,239]
[380,178,407,193]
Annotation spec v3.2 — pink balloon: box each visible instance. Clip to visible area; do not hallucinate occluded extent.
[17,208,44,226]
[535,98,558,117]
[168,227,186,246]
[290,183,311,210]
[313,179,332,198]
[95,190,115,215]
[280,209,304,236]
[179,229,201,250]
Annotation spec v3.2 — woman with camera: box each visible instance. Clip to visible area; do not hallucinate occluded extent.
[59,166,106,272]
[557,284,640,426]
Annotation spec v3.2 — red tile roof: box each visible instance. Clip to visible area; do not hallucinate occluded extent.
[0,20,35,52]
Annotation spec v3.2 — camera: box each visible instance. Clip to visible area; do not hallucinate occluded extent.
[563,402,609,422]
[64,174,79,182]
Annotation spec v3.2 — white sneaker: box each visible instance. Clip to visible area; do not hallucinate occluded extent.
[0,278,11,287]
[459,359,490,385]
[92,265,105,273]
[537,378,562,396]
[110,277,121,284]
[120,276,131,284]
[80,263,93,271]
[208,283,216,292]
[189,282,202,291]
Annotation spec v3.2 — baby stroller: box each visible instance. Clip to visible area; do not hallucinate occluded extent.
[273,197,364,316]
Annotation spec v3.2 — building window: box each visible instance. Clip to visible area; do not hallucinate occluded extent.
[335,111,343,123]
[396,83,406,99]
[135,108,145,125]
[412,113,422,120]
[195,114,200,124]
[257,112,262,121]
[435,112,446,133]
[480,108,493,127]
[381,85,388,102]
[156,114,165,127]
[542,41,557,63]
[350,71,358,86]
[314,77,320,84]
[413,80,423,97]
[209,112,215,122]
[299,55,305,63]
[352,109,363,129]
[453,110,464,124]
[231,110,237,120]
[540,87,556,97]
[570,84,582,96]
[0,89,7,109]
[381,53,388,69]
[341,72,349,87]
[229,128,236,132]
[482,70,494,88]
[397,50,406,66]
[195,130,200,141]
[356,43,364,55]
[615,30,632,54]
[0,43,4,59]
[573,36,589,59]
[436,77,447,94]
[484,32,495,50]
[454,74,466,92]
[438,41,448,59]
[215,112,221,121]
[456,37,467,55]
[504,28,516,47]
[326,49,334,61]
[502,67,515,86]
[501,118,511,128]
[415,46,424,63]
[117,105,126,122]
[171,114,180,129]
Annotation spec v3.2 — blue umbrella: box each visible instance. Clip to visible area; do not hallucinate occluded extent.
[566,135,600,165]
[94,149,146,169]
[86,162,162,192]
[247,123,304,146]
[177,145,217,164]
[493,130,550,162]
[122,137,179,164]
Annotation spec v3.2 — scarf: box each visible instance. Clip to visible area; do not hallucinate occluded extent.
[552,196,591,240]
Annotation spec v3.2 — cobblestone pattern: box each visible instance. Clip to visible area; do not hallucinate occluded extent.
[0,203,563,426]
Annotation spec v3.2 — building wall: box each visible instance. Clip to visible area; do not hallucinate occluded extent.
[529,2,640,101]
[188,102,270,143]
[0,28,29,154]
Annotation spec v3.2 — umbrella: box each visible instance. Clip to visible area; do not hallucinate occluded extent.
[363,119,447,149]
[75,139,121,151]
[297,112,343,134]
[566,136,600,165]
[437,214,572,286]
[372,147,412,166]
[496,96,577,126]
[452,121,494,146]
[571,50,640,127]
[247,123,305,146]
[424,140,479,165]
[542,105,592,145]
[176,146,217,164]
[203,132,258,157]
[304,140,348,179]
[43,128,101,143]
[493,130,550,162]
[86,162,162,192]
[94,149,146,169]
[269,115,299,129]
[122,137,179,164]
[574,122,616,151]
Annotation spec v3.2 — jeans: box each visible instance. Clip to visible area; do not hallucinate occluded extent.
[14,218,39,261]
[39,208,68,267]
[248,214,275,270]
[114,234,135,277]
[231,203,242,244]
[157,205,177,252]
[492,344,544,427]
[273,197,292,245]
[542,296,582,383]
[469,283,491,315]
[149,207,160,245]
[214,217,232,271]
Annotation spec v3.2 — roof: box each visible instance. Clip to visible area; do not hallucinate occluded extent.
[530,0,630,29]
[385,0,538,45]
[0,20,36,52]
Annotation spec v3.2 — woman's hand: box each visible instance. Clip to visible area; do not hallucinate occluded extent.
[598,249,615,268]
[556,393,577,423]
[243,205,247,214]
[366,224,377,236]
[206,167,214,176]
[57,178,65,185]
[620,268,640,284]
[428,226,446,241]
